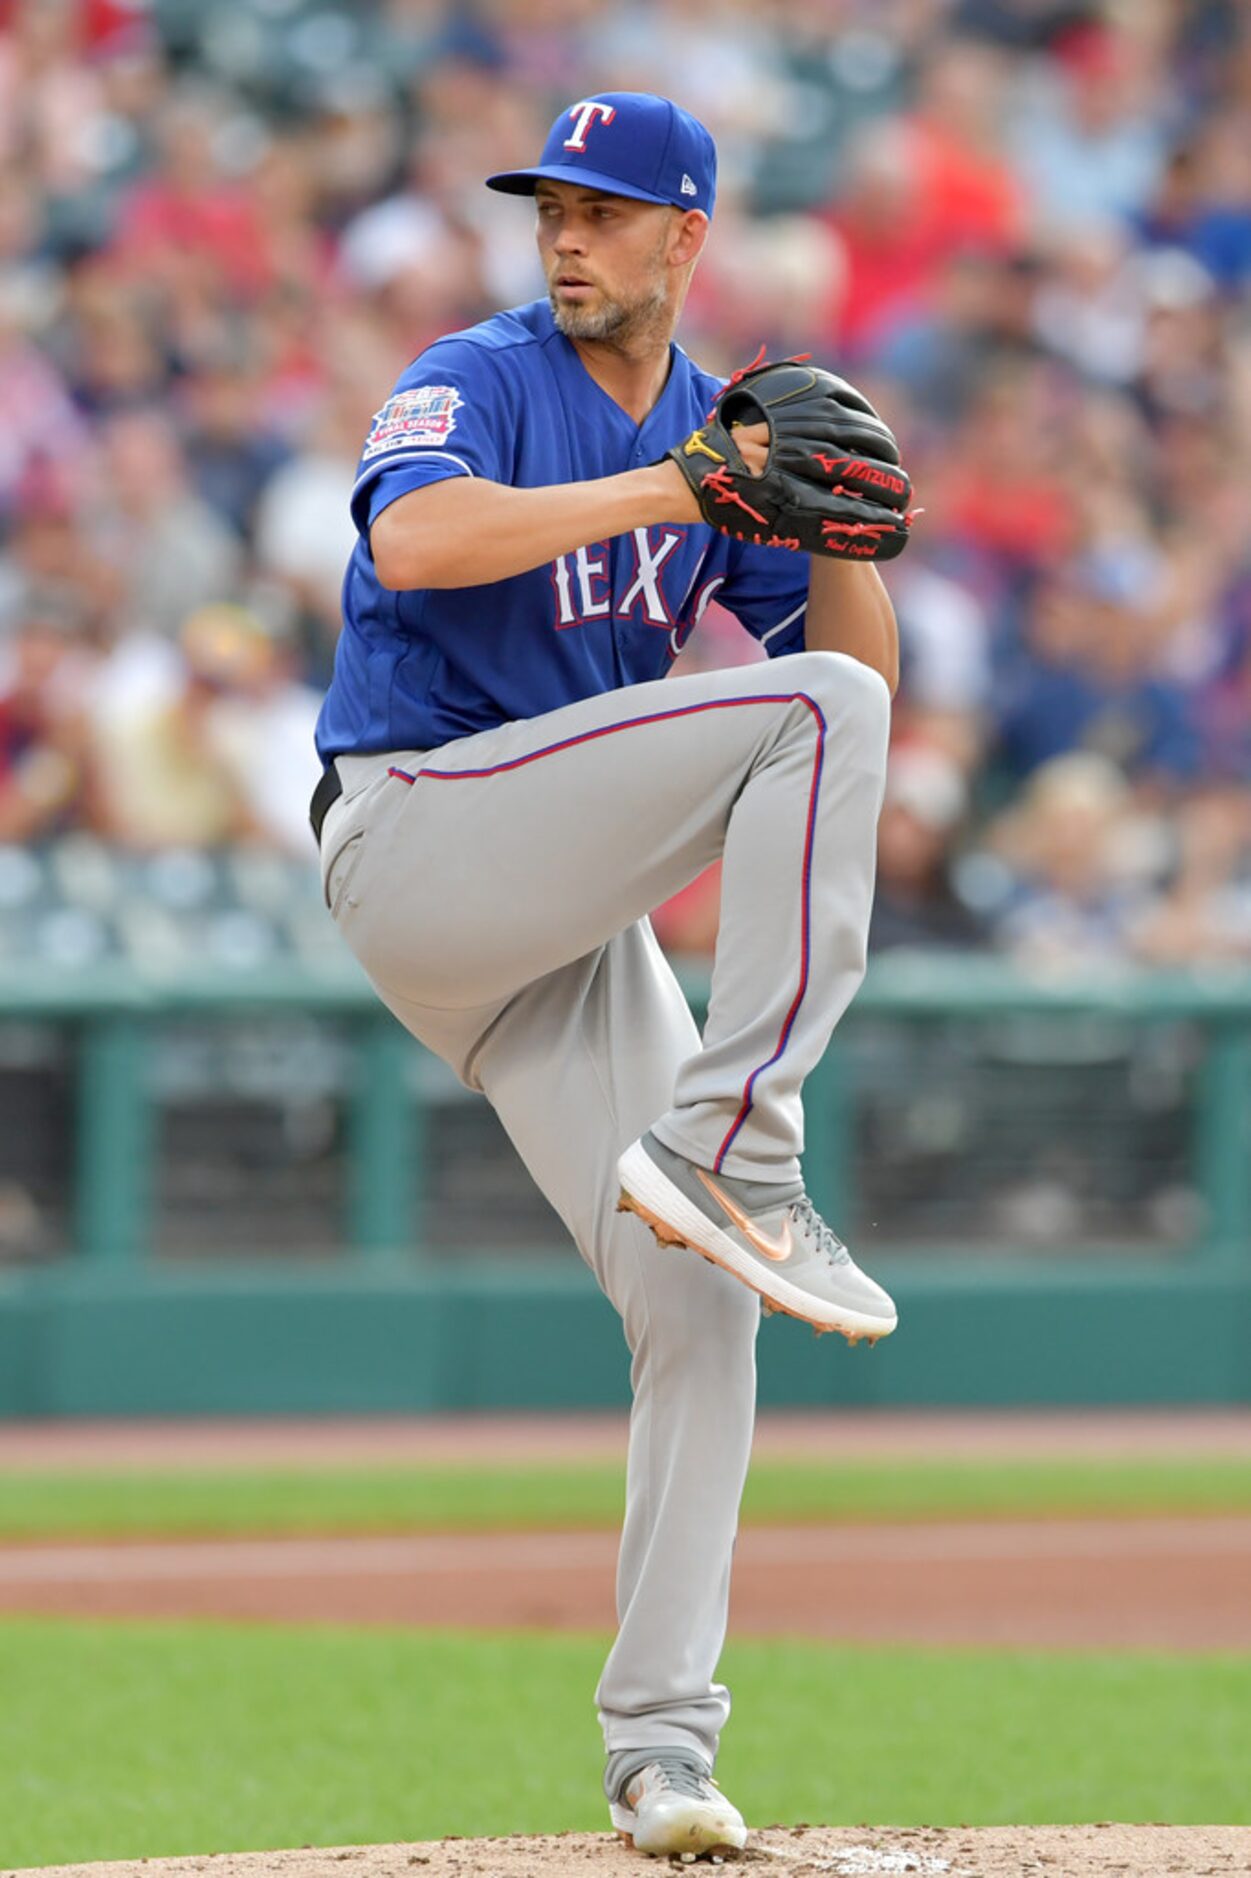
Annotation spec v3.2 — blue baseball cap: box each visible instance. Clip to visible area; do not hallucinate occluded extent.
[486,92,716,219]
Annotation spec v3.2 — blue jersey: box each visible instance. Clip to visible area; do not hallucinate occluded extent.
[315,299,810,762]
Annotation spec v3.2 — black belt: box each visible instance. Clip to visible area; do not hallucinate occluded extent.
[309,765,343,844]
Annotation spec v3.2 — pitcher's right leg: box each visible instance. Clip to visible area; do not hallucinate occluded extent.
[374,925,760,1801]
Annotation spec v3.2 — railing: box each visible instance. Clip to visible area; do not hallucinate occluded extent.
[2,951,1248,1413]
[3,951,1250,1270]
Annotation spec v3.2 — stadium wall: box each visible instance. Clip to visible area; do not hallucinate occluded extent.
[0,956,1248,1414]
[1,1258,1249,1416]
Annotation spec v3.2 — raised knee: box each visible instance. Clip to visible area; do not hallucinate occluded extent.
[806,649,889,710]
[789,652,890,759]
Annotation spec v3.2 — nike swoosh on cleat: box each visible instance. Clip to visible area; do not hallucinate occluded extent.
[694,1168,794,1263]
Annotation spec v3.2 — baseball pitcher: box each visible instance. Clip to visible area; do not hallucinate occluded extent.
[312,92,915,1857]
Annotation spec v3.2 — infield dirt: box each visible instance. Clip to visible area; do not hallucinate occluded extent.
[9,1825,1251,1878]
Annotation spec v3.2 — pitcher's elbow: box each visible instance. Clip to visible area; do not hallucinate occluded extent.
[371,525,440,591]
[375,553,428,591]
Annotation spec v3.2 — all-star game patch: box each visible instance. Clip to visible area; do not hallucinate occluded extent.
[362,385,463,459]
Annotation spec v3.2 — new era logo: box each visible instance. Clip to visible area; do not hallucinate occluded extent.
[681,173,698,196]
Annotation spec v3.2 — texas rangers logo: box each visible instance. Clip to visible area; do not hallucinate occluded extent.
[563,101,616,151]
[362,385,463,460]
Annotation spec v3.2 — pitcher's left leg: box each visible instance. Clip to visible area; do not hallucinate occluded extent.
[656,649,891,1178]
[616,649,895,1342]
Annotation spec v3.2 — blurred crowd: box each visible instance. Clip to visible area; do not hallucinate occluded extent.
[3,0,1251,968]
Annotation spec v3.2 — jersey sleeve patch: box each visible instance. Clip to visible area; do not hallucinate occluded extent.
[362,385,464,459]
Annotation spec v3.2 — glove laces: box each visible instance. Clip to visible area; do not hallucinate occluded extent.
[708,343,814,418]
[724,342,812,388]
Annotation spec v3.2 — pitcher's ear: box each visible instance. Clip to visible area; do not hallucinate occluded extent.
[671,208,709,267]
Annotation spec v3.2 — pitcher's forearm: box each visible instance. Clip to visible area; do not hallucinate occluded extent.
[371,465,699,590]
[803,559,899,695]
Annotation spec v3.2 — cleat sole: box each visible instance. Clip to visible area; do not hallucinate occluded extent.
[614,1826,745,1860]
[617,1187,687,1248]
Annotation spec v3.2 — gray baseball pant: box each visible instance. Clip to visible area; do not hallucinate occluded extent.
[318,649,889,1776]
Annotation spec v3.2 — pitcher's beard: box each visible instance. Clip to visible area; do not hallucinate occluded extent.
[549,279,669,348]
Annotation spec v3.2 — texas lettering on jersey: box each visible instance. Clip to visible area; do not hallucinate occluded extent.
[551,528,685,629]
[317,299,809,763]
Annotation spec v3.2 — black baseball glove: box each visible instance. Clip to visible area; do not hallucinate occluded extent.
[669,358,915,561]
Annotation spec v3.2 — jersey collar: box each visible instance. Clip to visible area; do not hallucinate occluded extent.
[539,300,695,445]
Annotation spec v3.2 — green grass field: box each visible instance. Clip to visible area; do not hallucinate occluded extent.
[3,1454,1251,1540]
[1,1620,1248,1868]
[3,1453,1249,1868]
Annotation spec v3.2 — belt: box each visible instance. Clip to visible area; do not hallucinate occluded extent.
[309,765,343,844]
[312,751,426,843]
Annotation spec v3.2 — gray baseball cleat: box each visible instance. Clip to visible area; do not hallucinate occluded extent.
[617,1130,897,1343]
[609,1754,748,1857]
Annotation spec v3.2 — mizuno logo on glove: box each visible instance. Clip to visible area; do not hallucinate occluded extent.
[666,354,916,564]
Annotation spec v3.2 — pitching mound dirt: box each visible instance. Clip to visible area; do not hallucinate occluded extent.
[10,1825,1251,1878]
